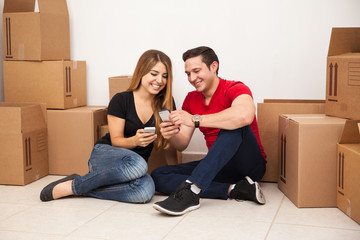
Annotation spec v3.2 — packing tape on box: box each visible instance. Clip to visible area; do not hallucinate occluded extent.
[18,44,25,60]
[73,98,78,106]
[290,116,326,119]
[73,61,78,70]
[285,117,290,133]
[346,199,351,217]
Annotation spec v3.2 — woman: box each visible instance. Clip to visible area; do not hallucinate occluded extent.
[40,49,174,203]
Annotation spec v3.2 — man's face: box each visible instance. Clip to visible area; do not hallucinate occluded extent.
[184,56,217,93]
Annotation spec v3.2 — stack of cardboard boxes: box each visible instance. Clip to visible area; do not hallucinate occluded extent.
[257,27,360,224]
[1,0,108,183]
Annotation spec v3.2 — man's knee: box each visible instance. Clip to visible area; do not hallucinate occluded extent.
[150,166,165,184]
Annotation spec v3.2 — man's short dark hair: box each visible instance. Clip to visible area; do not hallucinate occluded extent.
[182,46,219,75]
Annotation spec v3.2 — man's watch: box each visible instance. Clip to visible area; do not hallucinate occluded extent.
[192,114,201,128]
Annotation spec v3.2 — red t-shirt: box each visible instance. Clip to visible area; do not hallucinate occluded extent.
[182,78,267,161]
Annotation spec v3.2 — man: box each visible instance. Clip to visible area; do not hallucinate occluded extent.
[151,46,267,216]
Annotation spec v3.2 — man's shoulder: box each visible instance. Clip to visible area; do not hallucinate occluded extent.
[220,78,252,98]
[221,78,246,88]
[185,90,202,99]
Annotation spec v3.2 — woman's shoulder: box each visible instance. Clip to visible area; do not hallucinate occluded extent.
[111,91,133,102]
[113,90,132,98]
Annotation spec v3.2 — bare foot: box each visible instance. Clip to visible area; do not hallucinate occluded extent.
[52,180,74,199]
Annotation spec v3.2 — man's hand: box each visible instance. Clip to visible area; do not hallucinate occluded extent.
[169,110,194,128]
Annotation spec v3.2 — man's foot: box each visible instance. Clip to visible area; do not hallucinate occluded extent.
[153,182,200,216]
[40,174,79,202]
[229,176,266,205]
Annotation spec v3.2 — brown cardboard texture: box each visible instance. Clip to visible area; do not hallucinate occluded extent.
[99,125,181,173]
[3,0,70,61]
[337,120,360,224]
[4,60,86,109]
[278,114,346,207]
[0,103,48,185]
[47,106,108,175]
[109,75,132,101]
[325,28,360,119]
[257,99,325,182]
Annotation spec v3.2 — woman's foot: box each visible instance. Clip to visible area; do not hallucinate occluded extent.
[40,174,79,201]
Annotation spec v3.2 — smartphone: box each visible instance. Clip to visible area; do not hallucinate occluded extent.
[158,109,171,122]
[144,127,156,134]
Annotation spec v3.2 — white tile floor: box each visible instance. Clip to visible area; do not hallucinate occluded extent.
[0,175,359,240]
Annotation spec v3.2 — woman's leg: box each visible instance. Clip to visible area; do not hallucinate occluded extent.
[72,144,148,195]
[84,174,155,203]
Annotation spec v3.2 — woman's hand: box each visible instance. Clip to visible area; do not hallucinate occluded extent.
[133,129,157,147]
[159,121,180,139]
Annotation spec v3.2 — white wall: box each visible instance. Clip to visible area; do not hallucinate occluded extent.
[1,0,360,154]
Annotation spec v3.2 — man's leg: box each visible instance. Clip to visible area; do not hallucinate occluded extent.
[187,127,250,191]
[154,126,266,215]
[151,160,200,195]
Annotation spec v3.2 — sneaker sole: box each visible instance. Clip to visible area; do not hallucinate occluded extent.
[153,203,200,216]
[245,176,266,205]
[254,182,266,205]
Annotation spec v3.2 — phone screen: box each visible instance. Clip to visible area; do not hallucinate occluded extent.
[158,109,170,122]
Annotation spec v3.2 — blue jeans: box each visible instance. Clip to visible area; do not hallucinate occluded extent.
[72,144,155,203]
[151,126,266,199]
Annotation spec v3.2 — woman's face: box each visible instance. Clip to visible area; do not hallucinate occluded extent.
[140,62,168,95]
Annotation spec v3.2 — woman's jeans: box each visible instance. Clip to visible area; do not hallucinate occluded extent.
[151,126,266,199]
[71,144,155,203]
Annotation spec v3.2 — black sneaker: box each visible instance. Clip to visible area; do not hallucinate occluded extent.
[153,182,200,216]
[229,176,266,205]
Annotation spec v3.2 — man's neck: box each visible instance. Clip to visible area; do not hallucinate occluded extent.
[203,76,220,104]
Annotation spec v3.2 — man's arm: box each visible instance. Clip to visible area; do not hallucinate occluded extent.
[200,94,255,129]
[170,94,255,131]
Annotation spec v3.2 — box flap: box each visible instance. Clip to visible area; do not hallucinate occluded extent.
[3,0,35,13]
[328,28,360,57]
[263,99,325,104]
[38,0,68,14]
[0,103,46,133]
[339,120,360,144]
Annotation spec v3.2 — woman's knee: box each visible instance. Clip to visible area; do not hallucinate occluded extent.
[133,174,155,203]
[119,154,148,180]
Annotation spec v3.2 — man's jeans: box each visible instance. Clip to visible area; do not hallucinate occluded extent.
[72,144,155,203]
[151,126,266,199]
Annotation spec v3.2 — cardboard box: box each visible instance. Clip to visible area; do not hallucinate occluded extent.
[337,120,360,224]
[109,75,132,101]
[257,99,325,182]
[4,60,86,109]
[99,125,181,173]
[3,0,70,61]
[47,106,108,175]
[325,28,360,119]
[0,103,48,185]
[278,114,346,207]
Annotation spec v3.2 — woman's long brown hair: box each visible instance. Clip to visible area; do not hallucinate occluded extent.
[127,50,173,149]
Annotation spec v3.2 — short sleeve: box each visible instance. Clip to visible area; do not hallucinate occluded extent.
[172,97,177,110]
[226,82,253,102]
[182,92,193,114]
[107,92,128,119]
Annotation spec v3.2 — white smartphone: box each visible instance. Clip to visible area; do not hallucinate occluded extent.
[158,109,171,122]
[144,127,156,134]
